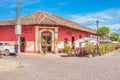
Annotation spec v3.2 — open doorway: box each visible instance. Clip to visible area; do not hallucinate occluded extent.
[72,36,75,44]
[20,37,25,53]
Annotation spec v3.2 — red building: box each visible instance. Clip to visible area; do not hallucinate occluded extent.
[0,11,96,54]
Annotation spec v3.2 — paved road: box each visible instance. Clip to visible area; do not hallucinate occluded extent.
[0,53,120,80]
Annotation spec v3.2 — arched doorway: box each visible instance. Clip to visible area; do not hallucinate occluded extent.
[41,31,52,52]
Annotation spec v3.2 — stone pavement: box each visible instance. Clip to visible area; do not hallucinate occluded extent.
[0,58,23,71]
[0,52,120,80]
[0,49,119,72]
[0,53,66,71]
[21,53,67,59]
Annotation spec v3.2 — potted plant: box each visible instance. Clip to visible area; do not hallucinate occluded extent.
[85,43,95,57]
[64,44,72,56]
[39,38,46,54]
[42,48,48,54]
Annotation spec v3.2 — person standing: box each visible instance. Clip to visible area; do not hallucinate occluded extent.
[0,44,4,58]
[14,43,19,57]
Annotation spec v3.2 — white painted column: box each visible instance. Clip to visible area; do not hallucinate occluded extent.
[35,27,39,52]
[54,27,59,52]
[55,27,58,38]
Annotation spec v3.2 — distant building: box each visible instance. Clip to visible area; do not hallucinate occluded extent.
[0,11,96,54]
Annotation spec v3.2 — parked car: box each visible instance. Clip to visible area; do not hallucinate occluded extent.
[0,42,15,56]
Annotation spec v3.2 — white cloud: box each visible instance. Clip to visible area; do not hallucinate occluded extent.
[70,15,97,24]
[69,9,120,34]
[83,23,120,34]
[69,9,117,24]
[105,24,120,30]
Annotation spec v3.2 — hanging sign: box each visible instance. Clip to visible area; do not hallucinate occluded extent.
[15,24,22,35]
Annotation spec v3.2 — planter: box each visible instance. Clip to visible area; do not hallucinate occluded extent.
[92,53,99,57]
[87,54,93,58]
[67,52,72,57]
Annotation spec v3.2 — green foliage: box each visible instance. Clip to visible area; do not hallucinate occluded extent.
[118,38,120,42]
[85,43,95,54]
[85,43,117,56]
[39,38,46,45]
[98,43,117,56]
[98,44,106,55]
[98,26,110,37]
[39,38,46,53]
[64,45,72,53]
[110,32,119,41]
[42,48,48,53]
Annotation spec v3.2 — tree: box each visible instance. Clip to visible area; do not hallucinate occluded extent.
[98,26,110,37]
[110,32,119,41]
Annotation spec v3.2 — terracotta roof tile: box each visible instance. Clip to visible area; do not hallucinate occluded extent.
[0,11,96,34]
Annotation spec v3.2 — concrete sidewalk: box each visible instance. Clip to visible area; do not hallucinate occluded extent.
[0,58,23,71]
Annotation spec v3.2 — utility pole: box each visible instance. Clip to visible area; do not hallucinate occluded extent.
[15,0,21,54]
[96,20,99,55]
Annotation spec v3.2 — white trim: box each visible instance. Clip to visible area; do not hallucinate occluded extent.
[35,27,39,51]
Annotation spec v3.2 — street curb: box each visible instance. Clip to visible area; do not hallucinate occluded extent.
[0,62,23,71]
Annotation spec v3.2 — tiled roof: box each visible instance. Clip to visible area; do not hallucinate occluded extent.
[0,11,96,34]
[0,20,16,25]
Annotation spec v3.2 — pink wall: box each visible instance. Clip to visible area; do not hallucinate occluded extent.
[58,27,91,42]
[0,26,16,41]
[0,26,35,53]
[21,26,35,41]
[0,25,92,53]
[0,26,35,41]
[20,26,35,53]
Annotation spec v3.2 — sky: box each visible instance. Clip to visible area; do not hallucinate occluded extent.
[0,0,120,34]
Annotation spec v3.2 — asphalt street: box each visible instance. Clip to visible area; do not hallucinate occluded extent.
[0,53,120,80]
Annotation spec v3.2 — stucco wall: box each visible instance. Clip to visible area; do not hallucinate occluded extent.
[0,25,92,53]
[21,26,35,41]
[58,27,91,42]
[0,26,16,41]
[0,26,35,41]
[21,26,35,53]
[0,26,35,53]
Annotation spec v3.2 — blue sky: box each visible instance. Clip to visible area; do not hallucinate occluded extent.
[0,0,120,34]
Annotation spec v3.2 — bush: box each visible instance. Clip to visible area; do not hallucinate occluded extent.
[98,43,118,56]
[85,43,95,55]
[64,45,72,53]
[98,44,106,55]
[85,43,118,56]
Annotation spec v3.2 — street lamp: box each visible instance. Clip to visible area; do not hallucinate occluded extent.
[96,20,99,54]
[15,0,21,53]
